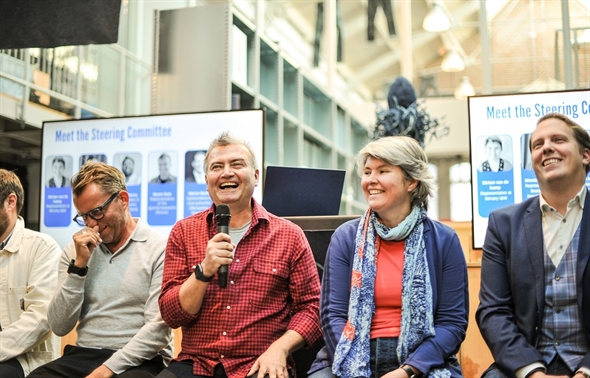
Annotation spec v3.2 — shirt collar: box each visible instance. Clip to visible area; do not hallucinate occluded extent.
[98,217,145,255]
[540,184,586,213]
[0,222,17,251]
[0,233,11,250]
[1,217,21,253]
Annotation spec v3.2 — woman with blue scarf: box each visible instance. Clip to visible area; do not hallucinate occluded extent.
[309,136,468,378]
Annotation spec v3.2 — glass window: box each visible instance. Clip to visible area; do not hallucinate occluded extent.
[450,162,472,222]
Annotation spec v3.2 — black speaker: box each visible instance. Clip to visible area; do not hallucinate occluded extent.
[0,0,122,49]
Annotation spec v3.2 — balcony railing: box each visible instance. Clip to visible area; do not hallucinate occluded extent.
[0,44,152,123]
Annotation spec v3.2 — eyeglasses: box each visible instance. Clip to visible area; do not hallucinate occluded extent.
[72,192,119,226]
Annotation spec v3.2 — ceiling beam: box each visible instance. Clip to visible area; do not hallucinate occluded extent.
[348,0,480,87]
[0,130,42,146]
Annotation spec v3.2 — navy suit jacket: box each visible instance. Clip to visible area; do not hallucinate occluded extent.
[476,190,590,375]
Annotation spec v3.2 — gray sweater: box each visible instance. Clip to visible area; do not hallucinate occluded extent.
[48,218,173,374]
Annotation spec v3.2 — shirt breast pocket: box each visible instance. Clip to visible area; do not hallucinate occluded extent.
[247,260,290,309]
[9,286,28,312]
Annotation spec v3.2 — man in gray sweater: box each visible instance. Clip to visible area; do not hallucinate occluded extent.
[28,162,173,378]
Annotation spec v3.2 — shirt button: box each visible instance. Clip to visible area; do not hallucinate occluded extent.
[230,280,235,285]
[555,307,561,313]
[220,355,224,359]
[222,331,227,336]
[562,219,566,223]
[559,245,563,249]
[555,275,560,281]
[226,305,231,310]
[272,268,277,272]
[236,259,240,262]
[554,341,560,346]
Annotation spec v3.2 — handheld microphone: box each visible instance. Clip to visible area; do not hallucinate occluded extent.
[215,204,231,288]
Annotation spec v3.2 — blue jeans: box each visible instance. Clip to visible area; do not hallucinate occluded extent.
[308,338,401,378]
[370,338,401,378]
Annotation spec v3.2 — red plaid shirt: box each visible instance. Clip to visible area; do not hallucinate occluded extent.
[159,200,321,378]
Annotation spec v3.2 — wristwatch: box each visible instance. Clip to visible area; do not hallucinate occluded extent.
[401,365,420,378]
[67,259,88,277]
[193,264,213,283]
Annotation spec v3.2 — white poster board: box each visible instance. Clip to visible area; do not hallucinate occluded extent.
[469,89,590,249]
[40,109,264,248]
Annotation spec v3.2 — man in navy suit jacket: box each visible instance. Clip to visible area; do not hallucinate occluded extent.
[477,112,590,378]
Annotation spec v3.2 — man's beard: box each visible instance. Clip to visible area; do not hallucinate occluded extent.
[0,208,11,239]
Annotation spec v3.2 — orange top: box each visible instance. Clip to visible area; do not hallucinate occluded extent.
[370,239,404,339]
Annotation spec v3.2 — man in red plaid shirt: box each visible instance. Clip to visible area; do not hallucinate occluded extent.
[157,132,321,378]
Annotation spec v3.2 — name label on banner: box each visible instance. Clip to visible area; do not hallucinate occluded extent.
[184,183,212,217]
[44,187,72,227]
[148,184,177,225]
[477,171,515,217]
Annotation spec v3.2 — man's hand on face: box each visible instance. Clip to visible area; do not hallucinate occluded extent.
[73,226,101,267]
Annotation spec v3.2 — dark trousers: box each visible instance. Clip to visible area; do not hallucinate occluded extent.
[0,358,25,378]
[156,361,294,378]
[313,0,343,67]
[27,344,165,378]
[367,0,396,41]
[156,361,227,378]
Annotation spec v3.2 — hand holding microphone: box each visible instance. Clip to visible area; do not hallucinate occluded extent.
[215,204,231,288]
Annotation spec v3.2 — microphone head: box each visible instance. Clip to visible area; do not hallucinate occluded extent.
[215,204,231,226]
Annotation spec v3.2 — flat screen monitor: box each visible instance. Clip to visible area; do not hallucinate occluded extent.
[40,109,264,248]
[262,166,346,217]
[468,89,590,249]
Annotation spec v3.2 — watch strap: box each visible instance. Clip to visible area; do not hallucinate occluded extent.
[401,365,420,378]
[67,259,88,277]
[193,264,213,282]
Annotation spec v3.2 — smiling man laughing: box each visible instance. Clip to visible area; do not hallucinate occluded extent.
[477,113,590,378]
[158,132,321,378]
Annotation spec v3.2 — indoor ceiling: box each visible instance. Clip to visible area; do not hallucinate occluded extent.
[3,0,586,167]
[0,0,493,167]
[269,0,484,100]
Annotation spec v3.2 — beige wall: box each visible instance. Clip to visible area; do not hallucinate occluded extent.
[423,97,470,158]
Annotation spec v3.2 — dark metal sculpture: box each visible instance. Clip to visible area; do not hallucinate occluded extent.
[373,77,449,148]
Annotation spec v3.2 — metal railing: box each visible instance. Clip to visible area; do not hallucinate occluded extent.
[0,43,153,123]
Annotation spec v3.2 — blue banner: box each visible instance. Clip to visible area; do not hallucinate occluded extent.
[127,185,141,218]
[147,183,177,225]
[44,187,72,227]
[184,183,212,217]
[477,170,515,217]
[521,169,540,201]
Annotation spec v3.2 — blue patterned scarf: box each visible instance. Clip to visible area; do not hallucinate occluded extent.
[332,206,450,378]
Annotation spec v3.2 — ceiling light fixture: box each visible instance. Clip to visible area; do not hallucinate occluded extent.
[441,50,465,72]
[454,76,475,99]
[422,3,450,32]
